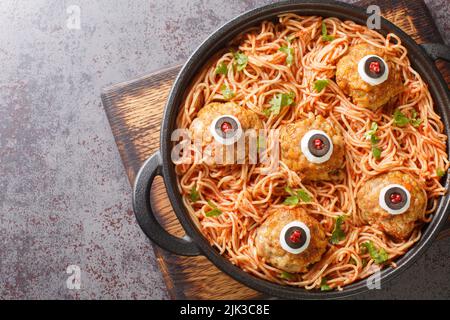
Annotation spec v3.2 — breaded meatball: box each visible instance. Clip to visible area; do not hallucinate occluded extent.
[336,44,402,110]
[255,207,327,273]
[189,102,263,165]
[190,102,262,145]
[356,171,427,240]
[279,114,345,181]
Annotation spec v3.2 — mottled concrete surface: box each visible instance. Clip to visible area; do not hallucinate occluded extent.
[0,0,448,300]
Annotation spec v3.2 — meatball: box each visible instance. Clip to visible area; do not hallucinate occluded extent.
[255,207,327,273]
[356,171,427,240]
[189,102,263,165]
[336,44,402,110]
[279,114,345,181]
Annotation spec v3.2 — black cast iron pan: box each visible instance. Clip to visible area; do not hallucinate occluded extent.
[133,0,450,299]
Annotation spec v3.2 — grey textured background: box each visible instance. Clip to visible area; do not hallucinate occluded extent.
[0,0,448,300]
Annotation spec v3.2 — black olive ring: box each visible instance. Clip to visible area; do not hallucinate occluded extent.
[357,54,389,86]
[378,184,411,215]
[300,129,334,164]
[279,221,311,254]
[209,115,243,145]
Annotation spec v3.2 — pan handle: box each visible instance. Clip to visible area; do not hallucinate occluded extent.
[133,152,201,256]
[420,43,450,62]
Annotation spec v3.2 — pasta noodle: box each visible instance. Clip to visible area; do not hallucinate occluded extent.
[174,14,448,290]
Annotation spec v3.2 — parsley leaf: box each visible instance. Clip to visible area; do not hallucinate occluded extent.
[285,186,294,193]
[410,110,422,127]
[314,79,329,92]
[189,185,200,202]
[330,215,346,244]
[321,21,334,42]
[370,134,380,145]
[372,146,382,159]
[297,189,311,202]
[220,84,235,100]
[365,122,382,159]
[364,122,378,140]
[410,118,422,127]
[278,46,294,66]
[206,200,222,217]
[233,51,248,71]
[436,168,446,177]
[264,91,295,115]
[215,62,228,75]
[283,195,299,206]
[320,278,331,291]
[280,271,295,280]
[362,241,389,264]
[283,186,311,205]
[393,109,423,128]
[393,109,410,127]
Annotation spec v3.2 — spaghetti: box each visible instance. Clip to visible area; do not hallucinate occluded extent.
[174,14,448,290]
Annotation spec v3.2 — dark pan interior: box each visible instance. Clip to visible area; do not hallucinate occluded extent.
[160,1,450,299]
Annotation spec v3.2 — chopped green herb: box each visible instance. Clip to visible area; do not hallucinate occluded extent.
[436,168,446,177]
[233,51,248,71]
[365,122,382,159]
[264,91,295,115]
[410,118,422,127]
[285,186,295,194]
[362,241,389,264]
[283,195,299,206]
[370,134,380,145]
[297,189,312,203]
[410,110,422,127]
[280,271,295,280]
[314,79,329,92]
[283,186,311,205]
[330,215,346,244]
[364,122,378,140]
[349,257,357,265]
[206,200,223,217]
[220,84,235,100]
[320,278,331,291]
[189,185,200,202]
[321,21,334,42]
[215,62,228,75]
[372,146,382,159]
[393,109,410,127]
[278,46,294,66]
[393,109,423,128]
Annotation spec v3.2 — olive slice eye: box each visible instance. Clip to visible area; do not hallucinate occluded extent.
[279,221,311,254]
[378,184,411,215]
[357,55,389,86]
[209,115,243,145]
[300,130,334,164]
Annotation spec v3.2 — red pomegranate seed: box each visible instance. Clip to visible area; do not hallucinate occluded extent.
[390,192,402,204]
[369,61,381,74]
[221,122,233,133]
[289,230,302,243]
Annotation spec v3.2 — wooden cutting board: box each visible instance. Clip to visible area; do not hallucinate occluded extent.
[101,0,450,300]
